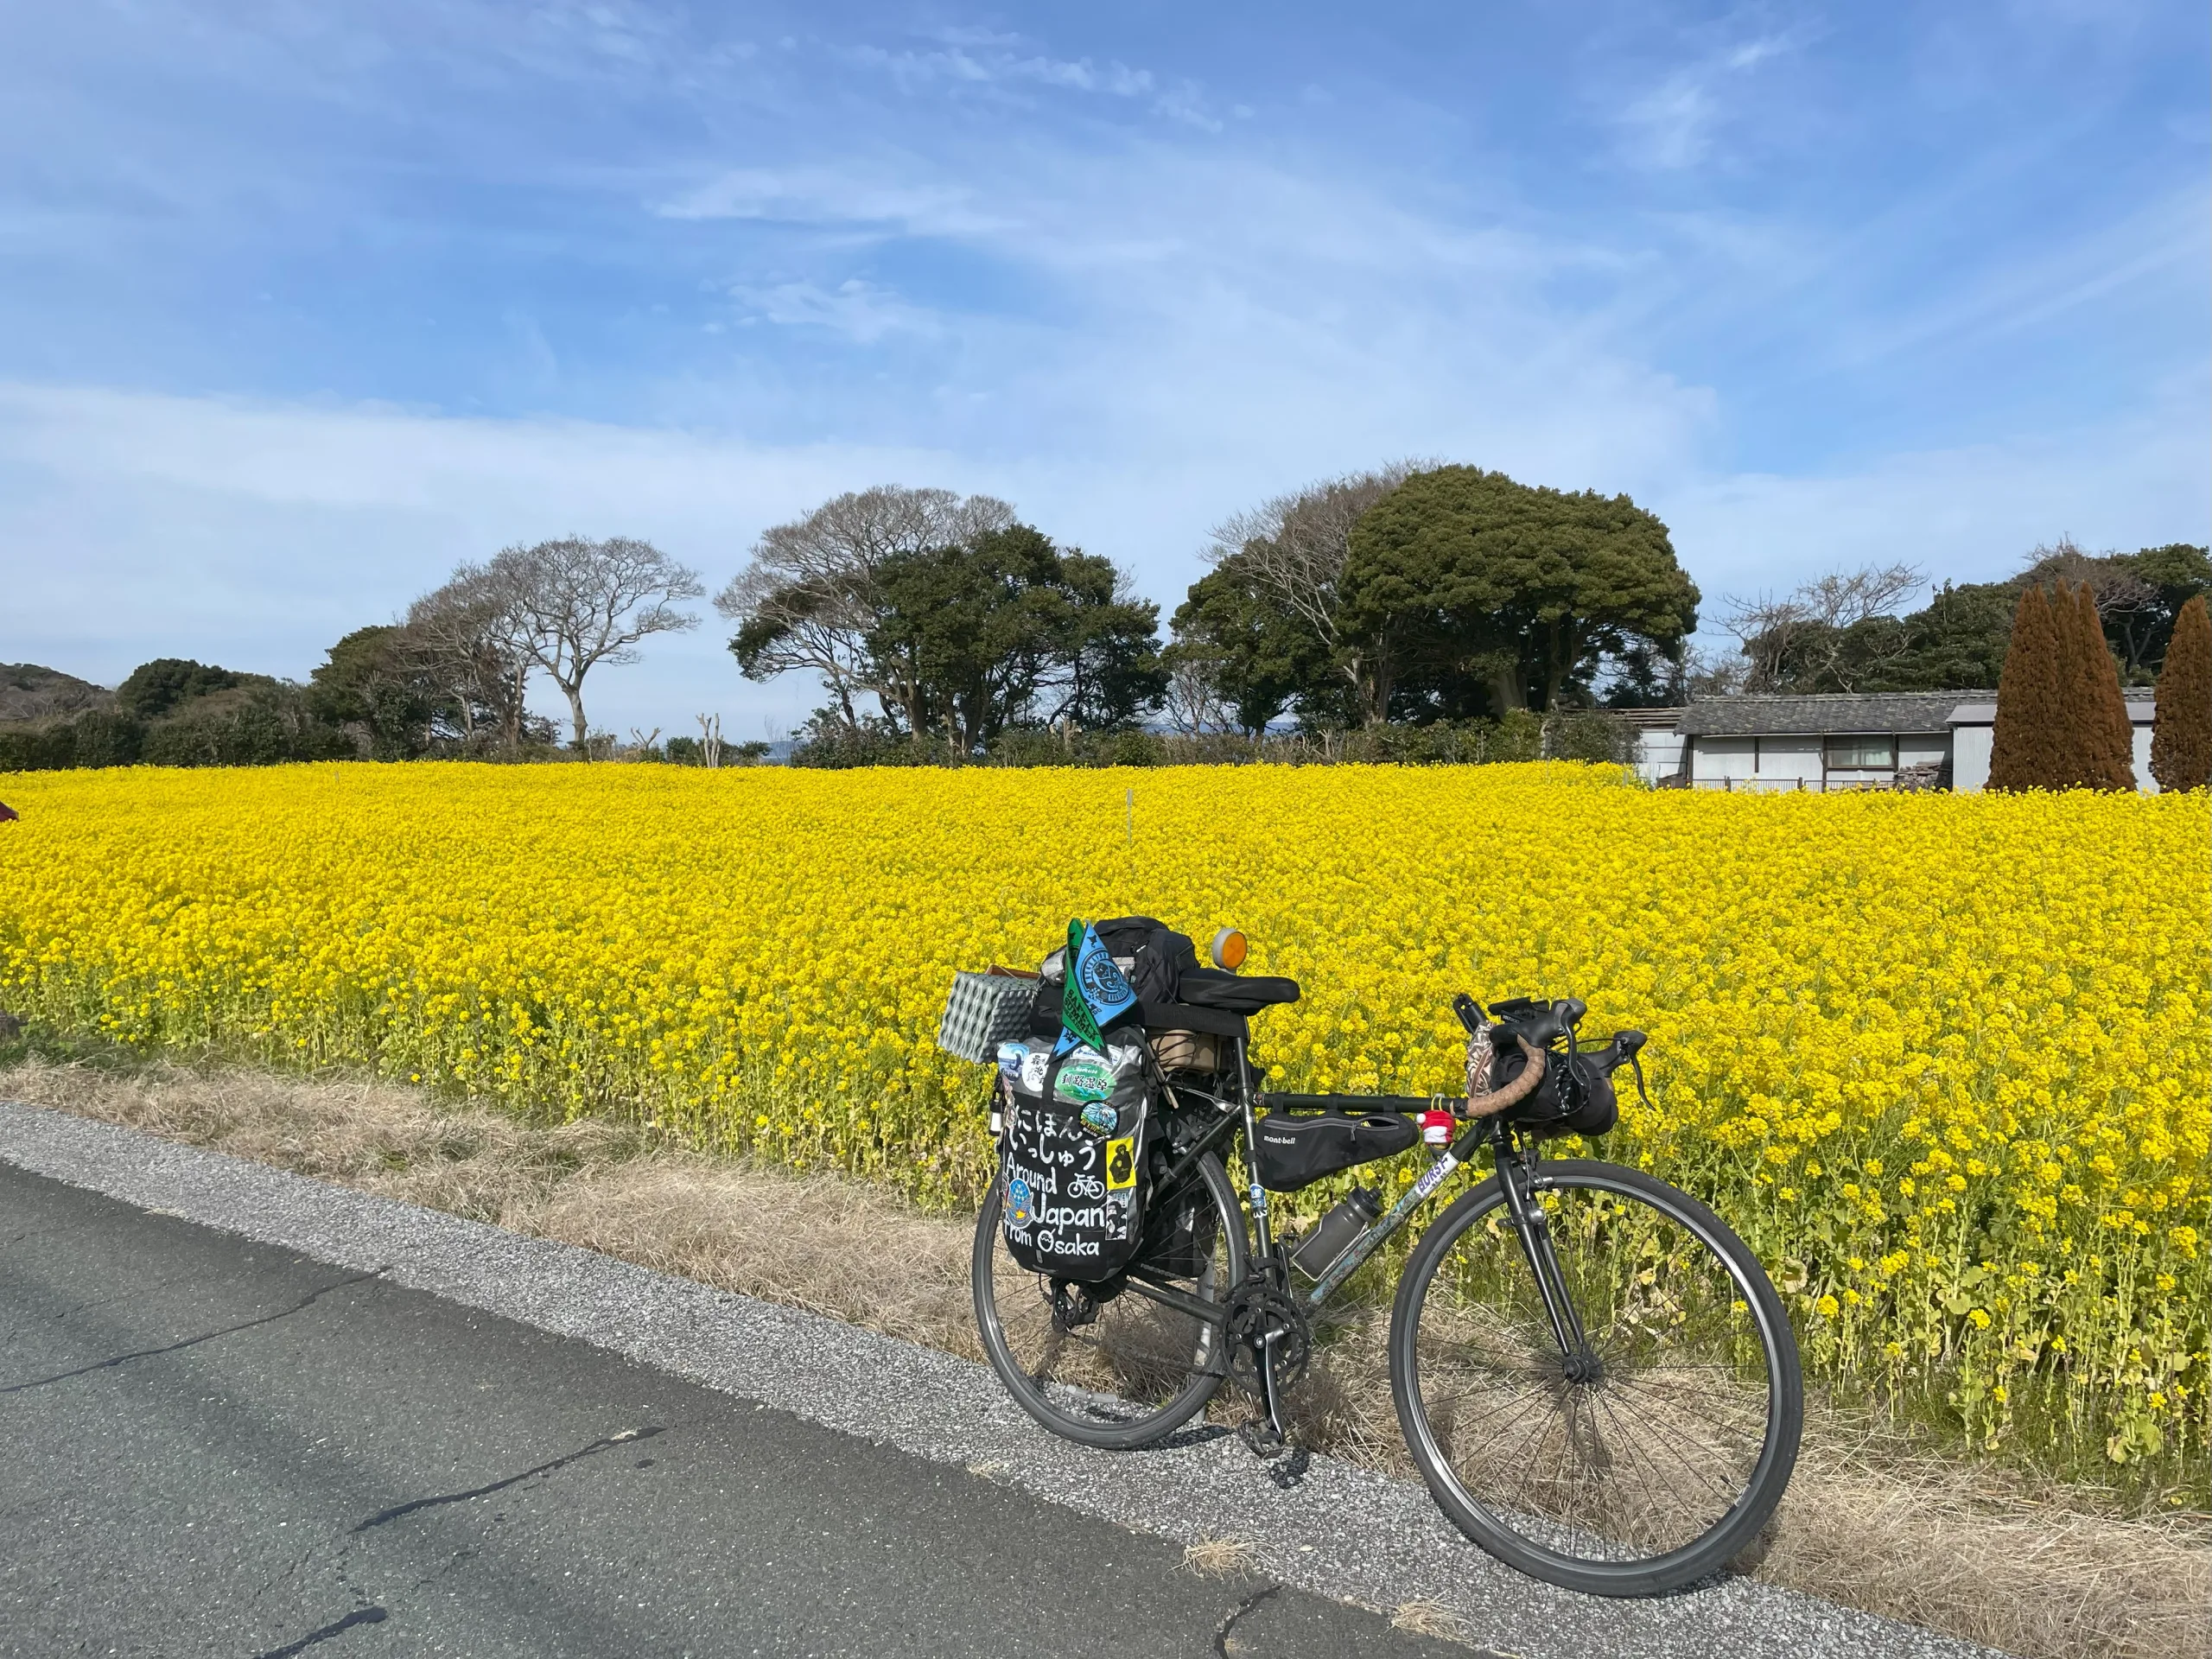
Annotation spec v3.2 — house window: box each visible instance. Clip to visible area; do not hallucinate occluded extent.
[1825,735,1895,770]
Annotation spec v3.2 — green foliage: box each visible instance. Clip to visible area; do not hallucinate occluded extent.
[1338,466,1699,715]
[62,708,144,767]
[2023,541,2212,682]
[306,626,442,760]
[1735,547,2210,697]
[115,658,249,719]
[787,709,1638,771]
[137,683,353,767]
[1169,560,1343,733]
[0,703,146,773]
[0,722,78,772]
[862,524,1165,749]
[1168,465,1695,728]
[1873,582,2018,690]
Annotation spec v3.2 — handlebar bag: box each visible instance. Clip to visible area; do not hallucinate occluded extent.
[995,1035,1157,1281]
[1489,1044,1618,1139]
[1250,1110,1418,1193]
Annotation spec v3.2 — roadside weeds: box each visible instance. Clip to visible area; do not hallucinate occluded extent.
[3,1056,2204,1659]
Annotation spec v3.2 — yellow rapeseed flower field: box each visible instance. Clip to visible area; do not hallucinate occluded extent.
[1,761,2205,1484]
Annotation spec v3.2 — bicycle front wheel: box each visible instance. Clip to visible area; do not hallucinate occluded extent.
[974,1150,1244,1450]
[1389,1159,1802,1597]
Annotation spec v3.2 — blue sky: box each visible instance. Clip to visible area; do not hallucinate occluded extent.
[3,0,2205,739]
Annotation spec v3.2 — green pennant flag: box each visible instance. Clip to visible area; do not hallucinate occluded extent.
[1058,917,1106,1053]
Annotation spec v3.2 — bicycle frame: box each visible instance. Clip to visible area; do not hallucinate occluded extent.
[1126,1033,1594,1404]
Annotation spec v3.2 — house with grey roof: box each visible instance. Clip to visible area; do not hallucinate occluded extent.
[1624,689,2163,792]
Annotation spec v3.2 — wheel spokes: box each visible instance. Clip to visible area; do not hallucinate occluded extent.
[1413,1179,1777,1567]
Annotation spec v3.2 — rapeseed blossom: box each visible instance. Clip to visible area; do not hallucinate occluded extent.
[1,760,2203,1480]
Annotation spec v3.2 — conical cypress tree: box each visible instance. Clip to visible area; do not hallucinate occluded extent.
[1988,586,2061,791]
[2152,593,2212,791]
[2069,582,2136,791]
[2044,583,2090,787]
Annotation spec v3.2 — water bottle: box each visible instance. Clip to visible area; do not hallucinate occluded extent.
[1289,1185,1383,1280]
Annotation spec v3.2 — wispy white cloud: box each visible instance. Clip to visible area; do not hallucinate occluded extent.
[653,165,1007,235]
[844,33,1217,129]
[1818,186,2209,370]
[1616,29,1807,170]
[728,278,944,343]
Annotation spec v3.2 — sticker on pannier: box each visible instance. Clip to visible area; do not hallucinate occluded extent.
[995,1035,1154,1281]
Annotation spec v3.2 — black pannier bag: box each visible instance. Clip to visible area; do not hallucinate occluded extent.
[996,1034,1157,1281]
[1250,1110,1419,1193]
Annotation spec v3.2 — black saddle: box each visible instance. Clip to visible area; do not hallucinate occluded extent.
[1173,968,1301,1014]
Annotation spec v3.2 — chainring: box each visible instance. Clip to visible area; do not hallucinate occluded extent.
[1224,1276,1313,1394]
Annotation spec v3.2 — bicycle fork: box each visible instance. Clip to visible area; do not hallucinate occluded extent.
[1494,1139,1599,1381]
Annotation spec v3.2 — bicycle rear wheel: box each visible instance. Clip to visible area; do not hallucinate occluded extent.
[1389,1159,1802,1596]
[973,1151,1244,1450]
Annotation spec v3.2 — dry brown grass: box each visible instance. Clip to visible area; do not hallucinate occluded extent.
[1180,1537,1263,1579]
[6,1056,2206,1659]
[1390,1598,1472,1643]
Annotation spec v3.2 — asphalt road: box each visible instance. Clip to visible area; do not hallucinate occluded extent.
[0,1104,1993,1659]
[0,1159,1470,1659]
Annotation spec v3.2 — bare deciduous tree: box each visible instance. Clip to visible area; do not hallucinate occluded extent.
[1159,640,1232,736]
[1204,461,1427,724]
[2019,537,2164,677]
[402,563,543,750]
[715,486,1015,730]
[490,537,703,753]
[1722,563,1924,692]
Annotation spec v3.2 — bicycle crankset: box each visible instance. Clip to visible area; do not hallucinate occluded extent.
[1224,1276,1313,1394]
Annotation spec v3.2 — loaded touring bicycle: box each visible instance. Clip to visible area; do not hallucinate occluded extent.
[939,917,1802,1598]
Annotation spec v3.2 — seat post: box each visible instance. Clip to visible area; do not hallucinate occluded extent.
[1234,1033,1273,1252]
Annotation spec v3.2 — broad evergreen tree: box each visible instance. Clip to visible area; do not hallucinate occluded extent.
[2151,594,2212,791]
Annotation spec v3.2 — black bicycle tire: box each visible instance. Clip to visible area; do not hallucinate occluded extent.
[973,1150,1245,1451]
[1389,1159,1803,1597]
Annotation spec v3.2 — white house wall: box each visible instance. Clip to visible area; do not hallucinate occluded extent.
[1952,725,1993,792]
[2134,726,2158,794]
[1691,737,1758,782]
[1634,731,1685,783]
[1754,735,1824,785]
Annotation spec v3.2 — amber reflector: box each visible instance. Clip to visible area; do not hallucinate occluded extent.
[1211,927,1248,969]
